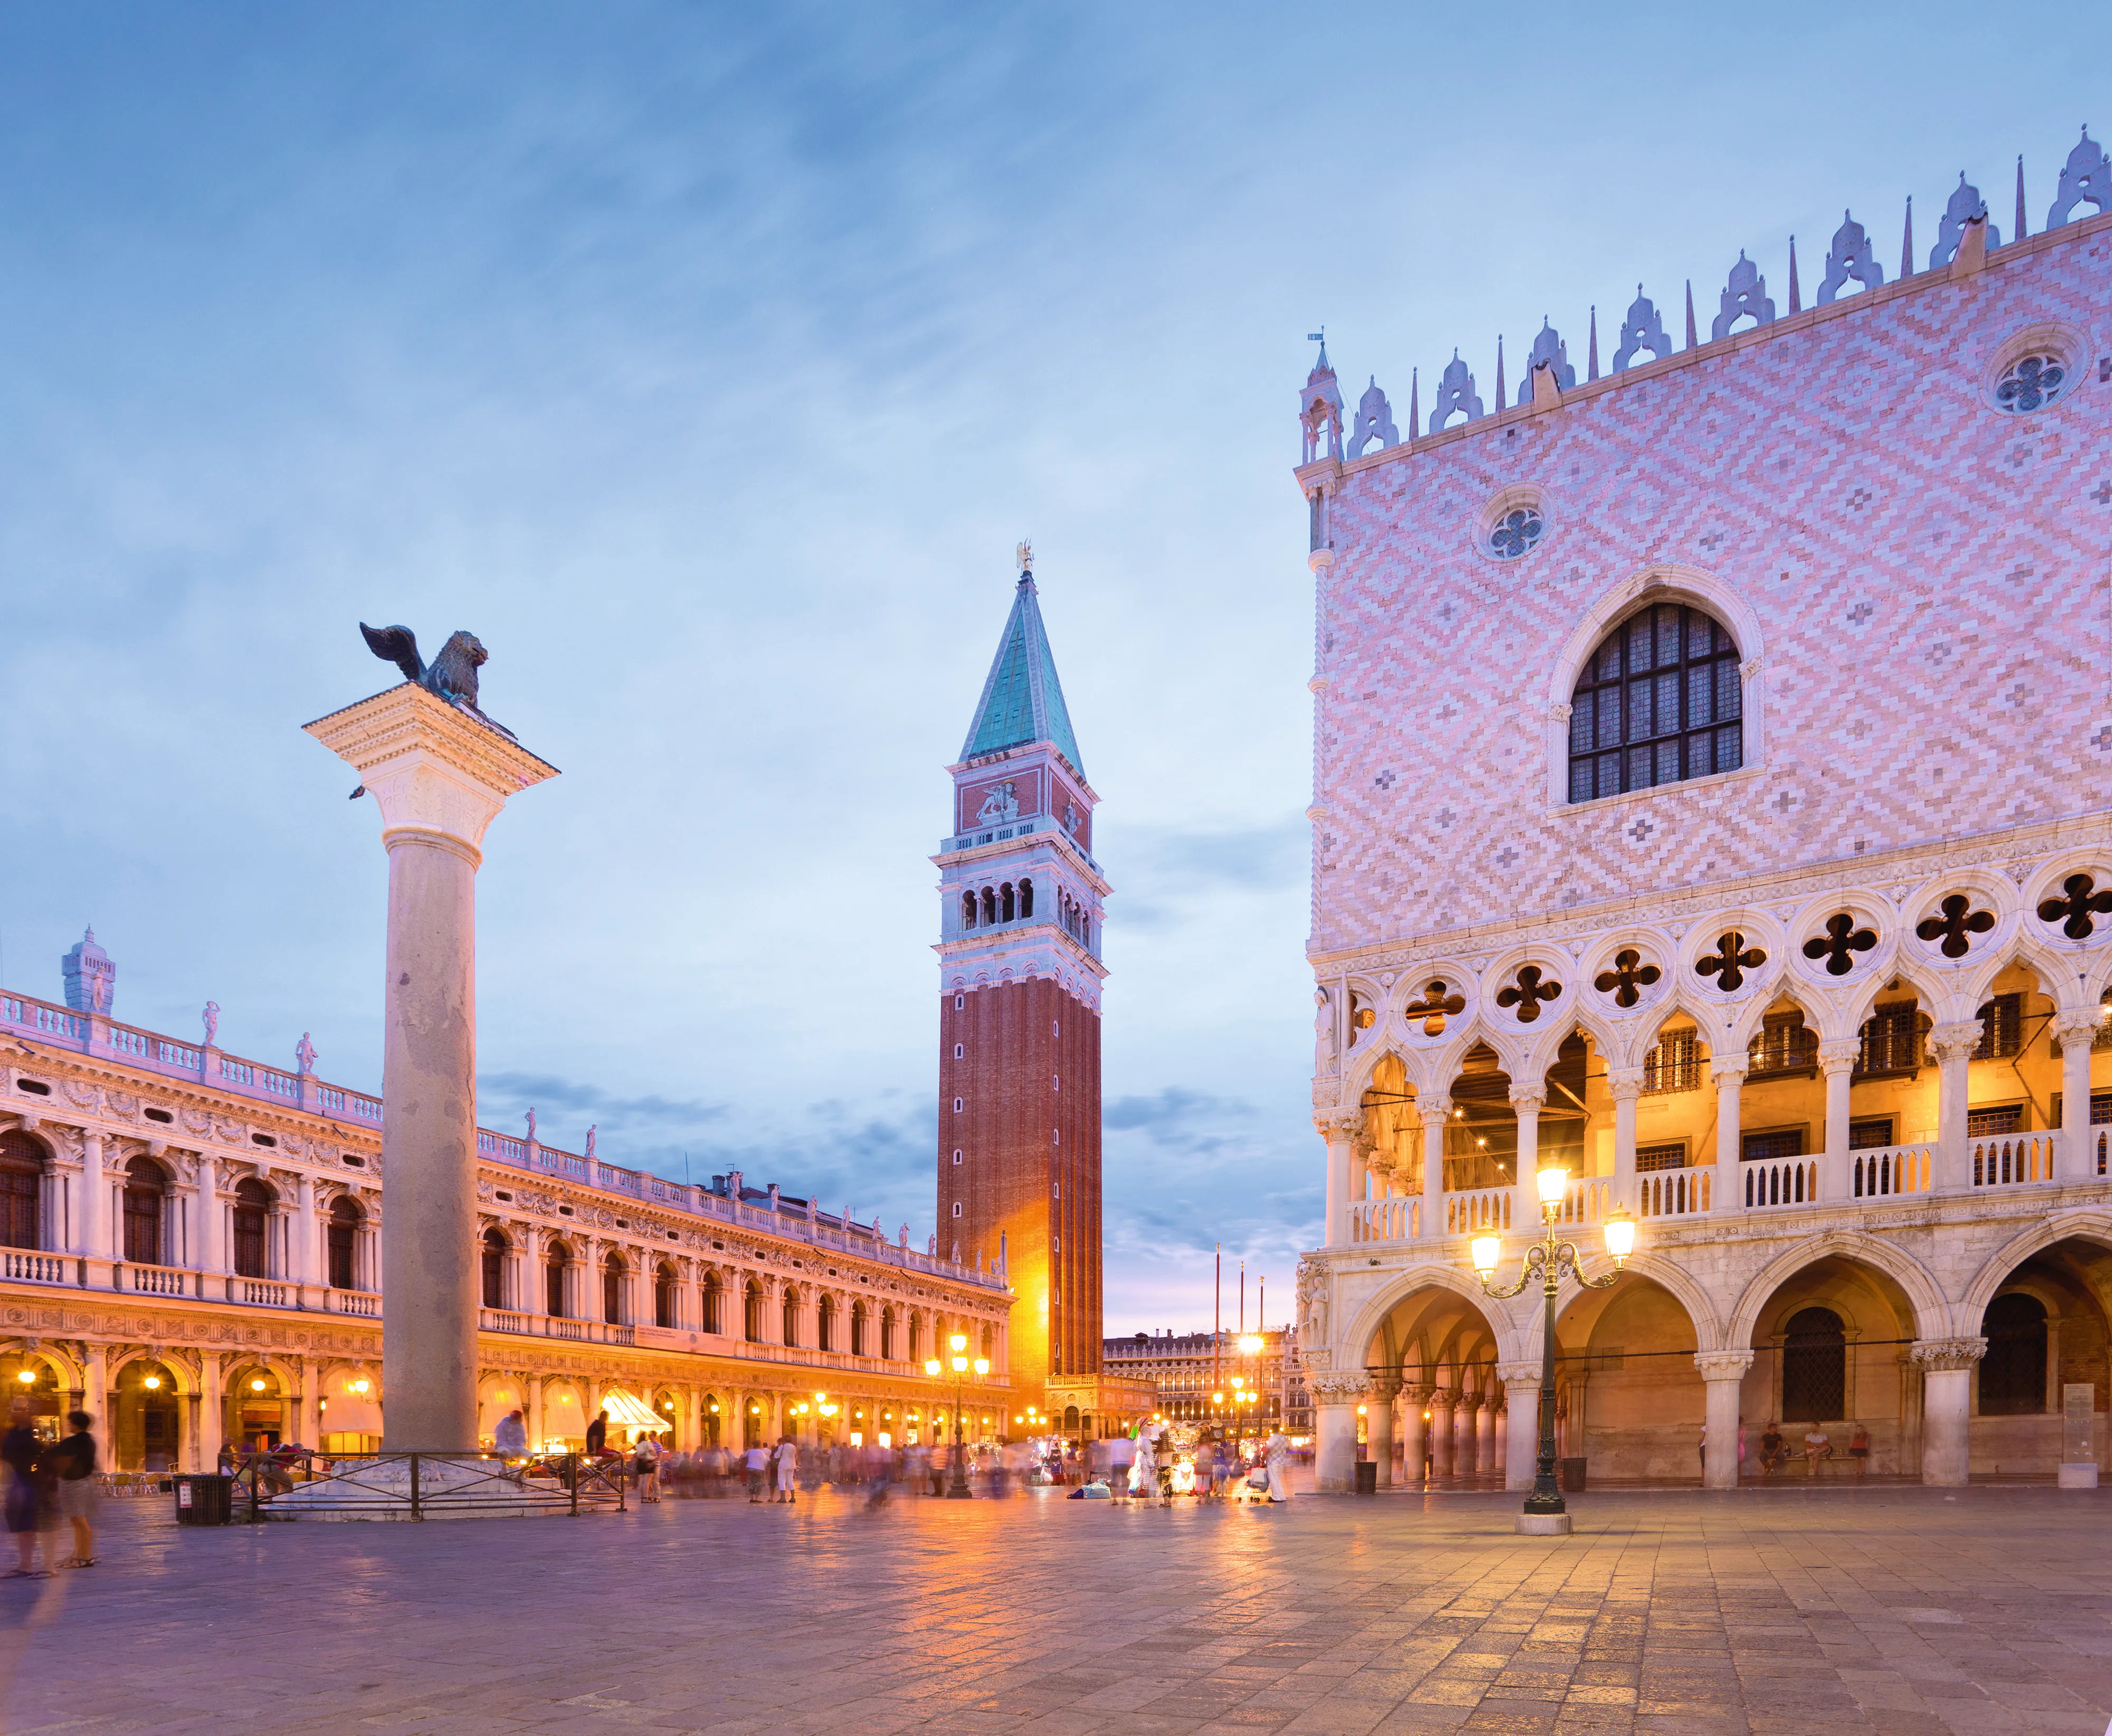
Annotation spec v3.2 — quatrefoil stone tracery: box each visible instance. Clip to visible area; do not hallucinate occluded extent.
[1916,893,1996,959]
[2038,873,2112,940]
[1495,964,1562,1023]
[1593,948,1661,1009]
[1802,912,1877,976]
[1407,980,1466,1036]
[1696,931,1766,993]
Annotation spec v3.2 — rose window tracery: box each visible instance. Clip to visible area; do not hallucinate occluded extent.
[1488,506,1544,559]
[1993,353,2067,414]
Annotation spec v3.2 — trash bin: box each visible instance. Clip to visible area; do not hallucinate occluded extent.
[1559,1457,1587,1493]
[1353,1460,1378,1495]
[174,1474,233,1525]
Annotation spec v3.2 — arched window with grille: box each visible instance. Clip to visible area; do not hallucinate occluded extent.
[907,1313,922,1365]
[702,1270,724,1334]
[0,1133,45,1251]
[1978,1293,2049,1415]
[479,1226,507,1309]
[1568,601,1743,802]
[654,1262,676,1329]
[602,1254,626,1325]
[881,1306,896,1361]
[781,1287,800,1347]
[232,1178,273,1279]
[329,1196,364,1291]
[122,1157,167,1267]
[850,1301,868,1357]
[744,1278,763,1342]
[816,1294,836,1352]
[1780,1306,1846,1422]
[545,1241,570,1317]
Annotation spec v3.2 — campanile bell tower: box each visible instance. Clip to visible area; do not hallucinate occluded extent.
[935,546,1114,1431]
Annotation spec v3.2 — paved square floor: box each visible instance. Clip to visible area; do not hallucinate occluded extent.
[1,1482,2107,1734]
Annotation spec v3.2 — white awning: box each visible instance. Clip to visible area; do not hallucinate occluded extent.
[599,1389,665,1432]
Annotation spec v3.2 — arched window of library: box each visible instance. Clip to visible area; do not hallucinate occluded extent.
[744,1278,765,1342]
[329,1196,364,1291]
[1569,601,1743,802]
[0,1132,46,1251]
[602,1253,626,1325]
[654,1262,677,1329]
[123,1157,168,1267]
[545,1241,571,1317]
[480,1226,507,1309]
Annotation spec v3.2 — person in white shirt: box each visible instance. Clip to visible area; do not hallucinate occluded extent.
[493,1410,529,1461]
[774,1437,799,1503]
[1264,1430,1293,1503]
[742,1442,769,1503]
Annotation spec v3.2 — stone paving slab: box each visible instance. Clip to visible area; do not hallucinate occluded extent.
[0,1486,2106,1733]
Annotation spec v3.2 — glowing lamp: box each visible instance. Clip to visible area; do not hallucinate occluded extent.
[143,1375,162,1390]
[1471,1232,1501,1275]
[974,1357,989,1377]
[14,1371,32,1384]
[1212,1391,1223,1404]
[1603,1206,1637,1268]
[1239,1335,1262,1355]
[350,1379,371,1395]
[663,1400,674,1411]
[1535,1163,1571,1208]
[948,1333,967,1354]
[951,1355,968,1374]
[709,1402,720,1413]
[251,1379,267,1392]
[924,1358,941,1377]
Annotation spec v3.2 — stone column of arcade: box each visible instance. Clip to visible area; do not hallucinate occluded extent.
[1498,1363,1539,1490]
[1310,1374,1369,1493]
[1915,1338,1986,1485]
[1364,1375,1399,1487]
[1695,1351,1754,1488]
[1399,1384,1430,1485]
[2054,1012,2100,1180]
[306,641,557,1469]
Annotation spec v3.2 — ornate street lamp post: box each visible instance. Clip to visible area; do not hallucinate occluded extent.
[1472,1163,1637,1535]
[925,1333,989,1499]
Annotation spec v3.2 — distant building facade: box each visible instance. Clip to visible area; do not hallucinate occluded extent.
[1291,147,2112,1491]
[936,552,1151,1438]
[1102,1326,1312,1440]
[0,936,1012,1470]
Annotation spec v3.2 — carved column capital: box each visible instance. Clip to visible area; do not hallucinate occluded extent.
[1307,1373,1372,1403]
[1364,1373,1403,1401]
[1402,1383,1436,1404]
[1606,1069,1645,1103]
[1495,1362,1542,1389]
[1910,1336,1986,1373]
[1928,1023,1984,1066]
[1314,1109,1361,1140]
[1693,1350,1755,1382]
[1508,1083,1548,1114]
[1816,1040,1862,1074]
[1418,1096,1453,1127]
[1710,1063,1749,1088]
[2052,1009,2104,1050]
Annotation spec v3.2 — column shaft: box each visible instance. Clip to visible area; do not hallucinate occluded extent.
[1418,1103,1448,1238]
[380,835,482,1449]
[2059,1025,2096,1180]
[1365,1382,1398,1487]
[1930,1025,1979,1192]
[1501,1373,1539,1490]
[1712,1069,1745,1213]
[1819,1048,1856,1199]
[1609,1074,1641,1211]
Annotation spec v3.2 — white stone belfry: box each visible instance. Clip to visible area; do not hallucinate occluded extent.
[305,682,557,1450]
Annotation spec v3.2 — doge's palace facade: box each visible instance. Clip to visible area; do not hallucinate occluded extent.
[1293,139,2112,1493]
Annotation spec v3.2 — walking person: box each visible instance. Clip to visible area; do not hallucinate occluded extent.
[49,1412,97,1569]
[742,1439,769,1503]
[634,1432,662,1503]
[774,1436,799,1504]
[1264,1427,1293,1503]
[1,1397,53,1579]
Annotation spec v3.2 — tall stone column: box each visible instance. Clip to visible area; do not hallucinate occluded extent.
[80,1132,108,1281]
[527,1375,546,1451]
[1399,1384,1430,1484]
[1418,1098,1449,1237]
[1428,1388,1455,1477]
[1915,1338,1985,1485]
[1365,1375,1400,1486]
[1311,1373,1369,1493]
[1694,1351,1753,1488]
[1608,1070,1642,1210]
[1929,1023,1982,1192]
[1818,1042,1859,1199]
[1319,1114,1354,1247]
[2054,1012,2099,1180]
[290,1173,317,1303]
[307,680,557,1451]
[196,1159,223,1291]
[1711,1065,1746,1214]
[83,1345,109,1479]
[198,1352,224,1471]
[1498,1363,1540,1490]
[1476,1392,1496,1471]
[1511,1084,1545,1227]
[1454,1393,1479,1475]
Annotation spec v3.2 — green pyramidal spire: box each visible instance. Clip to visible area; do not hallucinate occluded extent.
[960,568,1084,776]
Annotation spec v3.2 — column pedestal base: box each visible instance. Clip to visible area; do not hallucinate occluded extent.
[1515,1511,1572,1535]
[2058,1463,2099,1488]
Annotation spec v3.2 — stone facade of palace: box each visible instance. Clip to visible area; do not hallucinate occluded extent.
[1289,141,2112,1492]
[0,933,1012,1470]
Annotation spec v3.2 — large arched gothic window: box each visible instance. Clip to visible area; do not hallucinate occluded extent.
[0,1133,45,1251]
[1780,1306,1846,1422]
[1569,601,1743,802]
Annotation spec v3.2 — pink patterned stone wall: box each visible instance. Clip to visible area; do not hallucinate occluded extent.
[1305,218,2112,957]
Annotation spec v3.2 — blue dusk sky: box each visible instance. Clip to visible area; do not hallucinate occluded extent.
[0,4,2103,1333]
